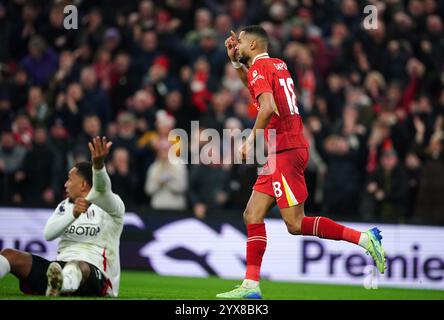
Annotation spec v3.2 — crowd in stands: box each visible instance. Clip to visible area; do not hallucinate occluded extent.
[0,0,443,225]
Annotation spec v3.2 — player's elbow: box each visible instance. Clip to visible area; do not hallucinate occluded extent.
[44,232,55,241]
[264,104,275,118]
[43,227,56,241]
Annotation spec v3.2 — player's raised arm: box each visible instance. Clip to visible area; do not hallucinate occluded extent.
[225,30,249,87]
[85,136,125,217]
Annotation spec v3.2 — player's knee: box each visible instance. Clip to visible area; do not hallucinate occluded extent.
[242,208,252,224]
[244,205,263,225]
[0,248,17,261]
[285,222,302,235]
[243,207,262,225]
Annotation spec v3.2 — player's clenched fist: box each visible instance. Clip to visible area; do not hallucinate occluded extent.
[73,198,91,218]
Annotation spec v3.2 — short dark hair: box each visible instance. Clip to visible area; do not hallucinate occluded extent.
[240,25,269,47]
[74,161,93,187]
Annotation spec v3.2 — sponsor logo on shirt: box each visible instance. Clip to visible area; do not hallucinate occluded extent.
[250,73,265,86]
[65,225,101,237]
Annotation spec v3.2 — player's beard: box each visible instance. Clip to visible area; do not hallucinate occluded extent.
[238,54,249,65]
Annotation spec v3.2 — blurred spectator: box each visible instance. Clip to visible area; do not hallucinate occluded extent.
[233,99,254,128]
[129,89,157,132]
[80,66,111,126]
[184,8,213,45]
[109,52,139,114]
[404,151,422,220]
[137,110,176,193]
[190,28,226,79]
[361,149,409,222]
[50,50,80,93]
[112,112,139,158]
[189,57,216,113]
[221,62,244,96]
[43,3,77,52]
[134,30,161,77]
[0,3,9,62]
[413,126,444,225]
[21,35,58,87]
[319,133,364,217]
[139,110,176,151]
[48,117,72,192]
[0,129,26,204]
[15,127,60,207]
[145,139,187,210]
[340,0,361,31]
[164,90,191,131]
[227,0,258,29]
[221,117,257,209]
[7,69,30,112]
[74,114,102,158]
[188,137,228,219]
[214,14,232,49]
[26,86,50,126]
[108,147,138,207]
[128,0,157,32]
[78,8,105,52]
[303,124,326,214]
[322,72,346,122]
[54,82,84,138]
[9,1,41,59]
[200,89,233,134]
[102,28,121,56]
[143,55,181,107]
[93,47,112,91]
[12,114,33,149]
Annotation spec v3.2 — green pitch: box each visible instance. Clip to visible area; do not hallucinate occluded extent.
[1,271,443,300]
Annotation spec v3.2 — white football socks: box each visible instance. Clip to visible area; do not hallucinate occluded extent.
[0,255,11,279]
[61,262,82,293]
[358,232,370,248]
[242,279,259,289]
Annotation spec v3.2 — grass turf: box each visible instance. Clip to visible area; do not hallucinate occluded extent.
[1,271,443,300]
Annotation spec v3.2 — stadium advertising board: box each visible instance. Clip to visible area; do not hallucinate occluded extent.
[0,208,443,290]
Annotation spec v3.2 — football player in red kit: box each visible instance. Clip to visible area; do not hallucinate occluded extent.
[217,26,386,299]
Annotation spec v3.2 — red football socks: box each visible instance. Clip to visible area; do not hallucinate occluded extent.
[244,218,361,281]
[301,216,361,244]
[245,223,267,281]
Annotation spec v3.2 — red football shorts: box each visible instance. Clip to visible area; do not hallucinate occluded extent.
[253,148,309,209]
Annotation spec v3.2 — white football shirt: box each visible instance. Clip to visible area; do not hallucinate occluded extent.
[43,166,125,297]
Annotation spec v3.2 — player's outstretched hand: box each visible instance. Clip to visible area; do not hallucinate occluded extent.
[88,136,112,170]
[73,197,90,218]
[225,30,239,62]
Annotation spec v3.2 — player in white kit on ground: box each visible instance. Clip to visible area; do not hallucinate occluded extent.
[0,136,125,297]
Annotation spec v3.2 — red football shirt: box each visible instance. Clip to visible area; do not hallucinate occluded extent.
[247,53,309,152]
